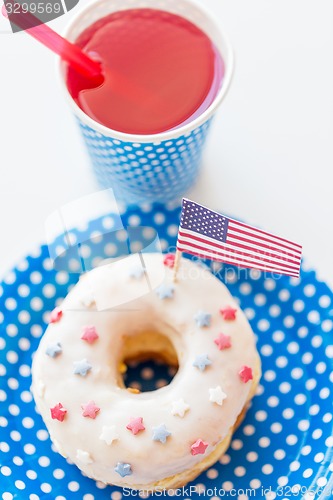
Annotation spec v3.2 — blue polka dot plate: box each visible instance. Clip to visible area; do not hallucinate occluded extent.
[0,203,333,500]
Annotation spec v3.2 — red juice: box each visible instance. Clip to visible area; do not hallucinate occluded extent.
[66,8,224,135]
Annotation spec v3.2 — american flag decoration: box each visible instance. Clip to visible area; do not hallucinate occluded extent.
[175,199,302,278]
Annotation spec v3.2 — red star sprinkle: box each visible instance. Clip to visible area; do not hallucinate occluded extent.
[214,333,232,350]
[50,403,67,421]
[220,305,237,321]
[163,254,176,268]
[191,439,209,456]
[81,400,100,419]
[49,307,62,324]
[81,326,99,344]
[126,417,145,435]
[239,365,253,383]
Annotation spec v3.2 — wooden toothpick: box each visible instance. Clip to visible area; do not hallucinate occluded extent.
[173,249,182,283]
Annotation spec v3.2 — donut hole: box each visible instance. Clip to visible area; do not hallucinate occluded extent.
[119,332,179,393]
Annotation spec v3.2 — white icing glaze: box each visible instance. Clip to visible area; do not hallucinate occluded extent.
[31,253,259,486]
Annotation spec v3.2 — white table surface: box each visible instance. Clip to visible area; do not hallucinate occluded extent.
[1,0,333,290]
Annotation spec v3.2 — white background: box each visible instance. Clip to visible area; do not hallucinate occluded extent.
[1,0,332,289]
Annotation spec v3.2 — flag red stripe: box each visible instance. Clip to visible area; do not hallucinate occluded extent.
[228,219,302,251]
[178,235,299,272]
[176,244,300,277]
[177,236,300,273]
[227,224,302,255]
[179,229,300,268]
[226,232,301,262]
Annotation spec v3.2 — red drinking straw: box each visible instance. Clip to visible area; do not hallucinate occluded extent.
[3,2,170,117]
[3,3,103,85]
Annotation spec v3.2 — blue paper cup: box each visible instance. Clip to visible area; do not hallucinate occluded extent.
[59,0,234,205]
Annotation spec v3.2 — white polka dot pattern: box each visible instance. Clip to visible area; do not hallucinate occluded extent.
[78,120,212,204]
[0,204,332,499]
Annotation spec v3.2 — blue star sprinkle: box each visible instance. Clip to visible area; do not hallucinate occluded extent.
[129,264,145,279]
[114,462,132,477]
[194,310,212,328]
[73,358,92,377]
[152,424,171,444]
[193,354,212,372]
[45,342,62,358]
[156,284,174,300]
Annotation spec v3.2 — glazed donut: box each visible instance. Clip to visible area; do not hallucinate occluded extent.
[31,253,261,489]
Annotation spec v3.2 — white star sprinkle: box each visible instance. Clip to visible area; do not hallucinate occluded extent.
[76,449,93,464]
[171,399,190,418]
[99,425,119,446]
[80,292,95,308]
[209,386,227,406]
